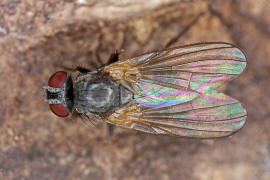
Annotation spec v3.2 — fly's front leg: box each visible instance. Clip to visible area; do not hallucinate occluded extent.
[72,66,91,74]
[57,65,91,74]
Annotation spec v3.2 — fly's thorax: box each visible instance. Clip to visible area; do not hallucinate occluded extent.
[73,73,134,115]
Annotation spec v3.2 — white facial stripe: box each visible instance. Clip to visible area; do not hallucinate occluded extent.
[44,86,64,93]
[48,99,63,104]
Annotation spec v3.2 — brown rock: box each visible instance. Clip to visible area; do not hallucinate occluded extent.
[0,0,269,179]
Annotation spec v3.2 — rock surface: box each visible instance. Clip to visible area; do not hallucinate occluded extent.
[0,0,270,179]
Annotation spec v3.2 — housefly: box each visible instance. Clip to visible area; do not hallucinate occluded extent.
[43,42,247,138]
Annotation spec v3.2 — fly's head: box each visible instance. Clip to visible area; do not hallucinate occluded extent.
[43,71,74,117]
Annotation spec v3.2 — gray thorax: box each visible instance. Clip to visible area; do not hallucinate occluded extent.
[73,73,133,115]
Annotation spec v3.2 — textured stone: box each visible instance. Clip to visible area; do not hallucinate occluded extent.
[0,0,269,179]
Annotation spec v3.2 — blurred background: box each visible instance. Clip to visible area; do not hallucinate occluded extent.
[0,0,269,179]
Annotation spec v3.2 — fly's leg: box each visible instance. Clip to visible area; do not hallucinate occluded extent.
[106,49,124,65]
[67,110,80,120]
[93,35,124,66]
[95,49,123,70]
[106,123,115,136]
[56,65,92,74]
[107,50,119,65]
[72,66,91,74]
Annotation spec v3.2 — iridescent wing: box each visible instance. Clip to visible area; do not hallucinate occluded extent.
[103,43,247,138]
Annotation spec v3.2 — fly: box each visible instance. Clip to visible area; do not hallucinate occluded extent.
[43,42,247,138]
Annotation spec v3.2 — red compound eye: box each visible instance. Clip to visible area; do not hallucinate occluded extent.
[48,71,68,88]
[49,104,69,117]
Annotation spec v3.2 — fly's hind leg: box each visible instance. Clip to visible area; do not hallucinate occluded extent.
[106,123,115,136]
